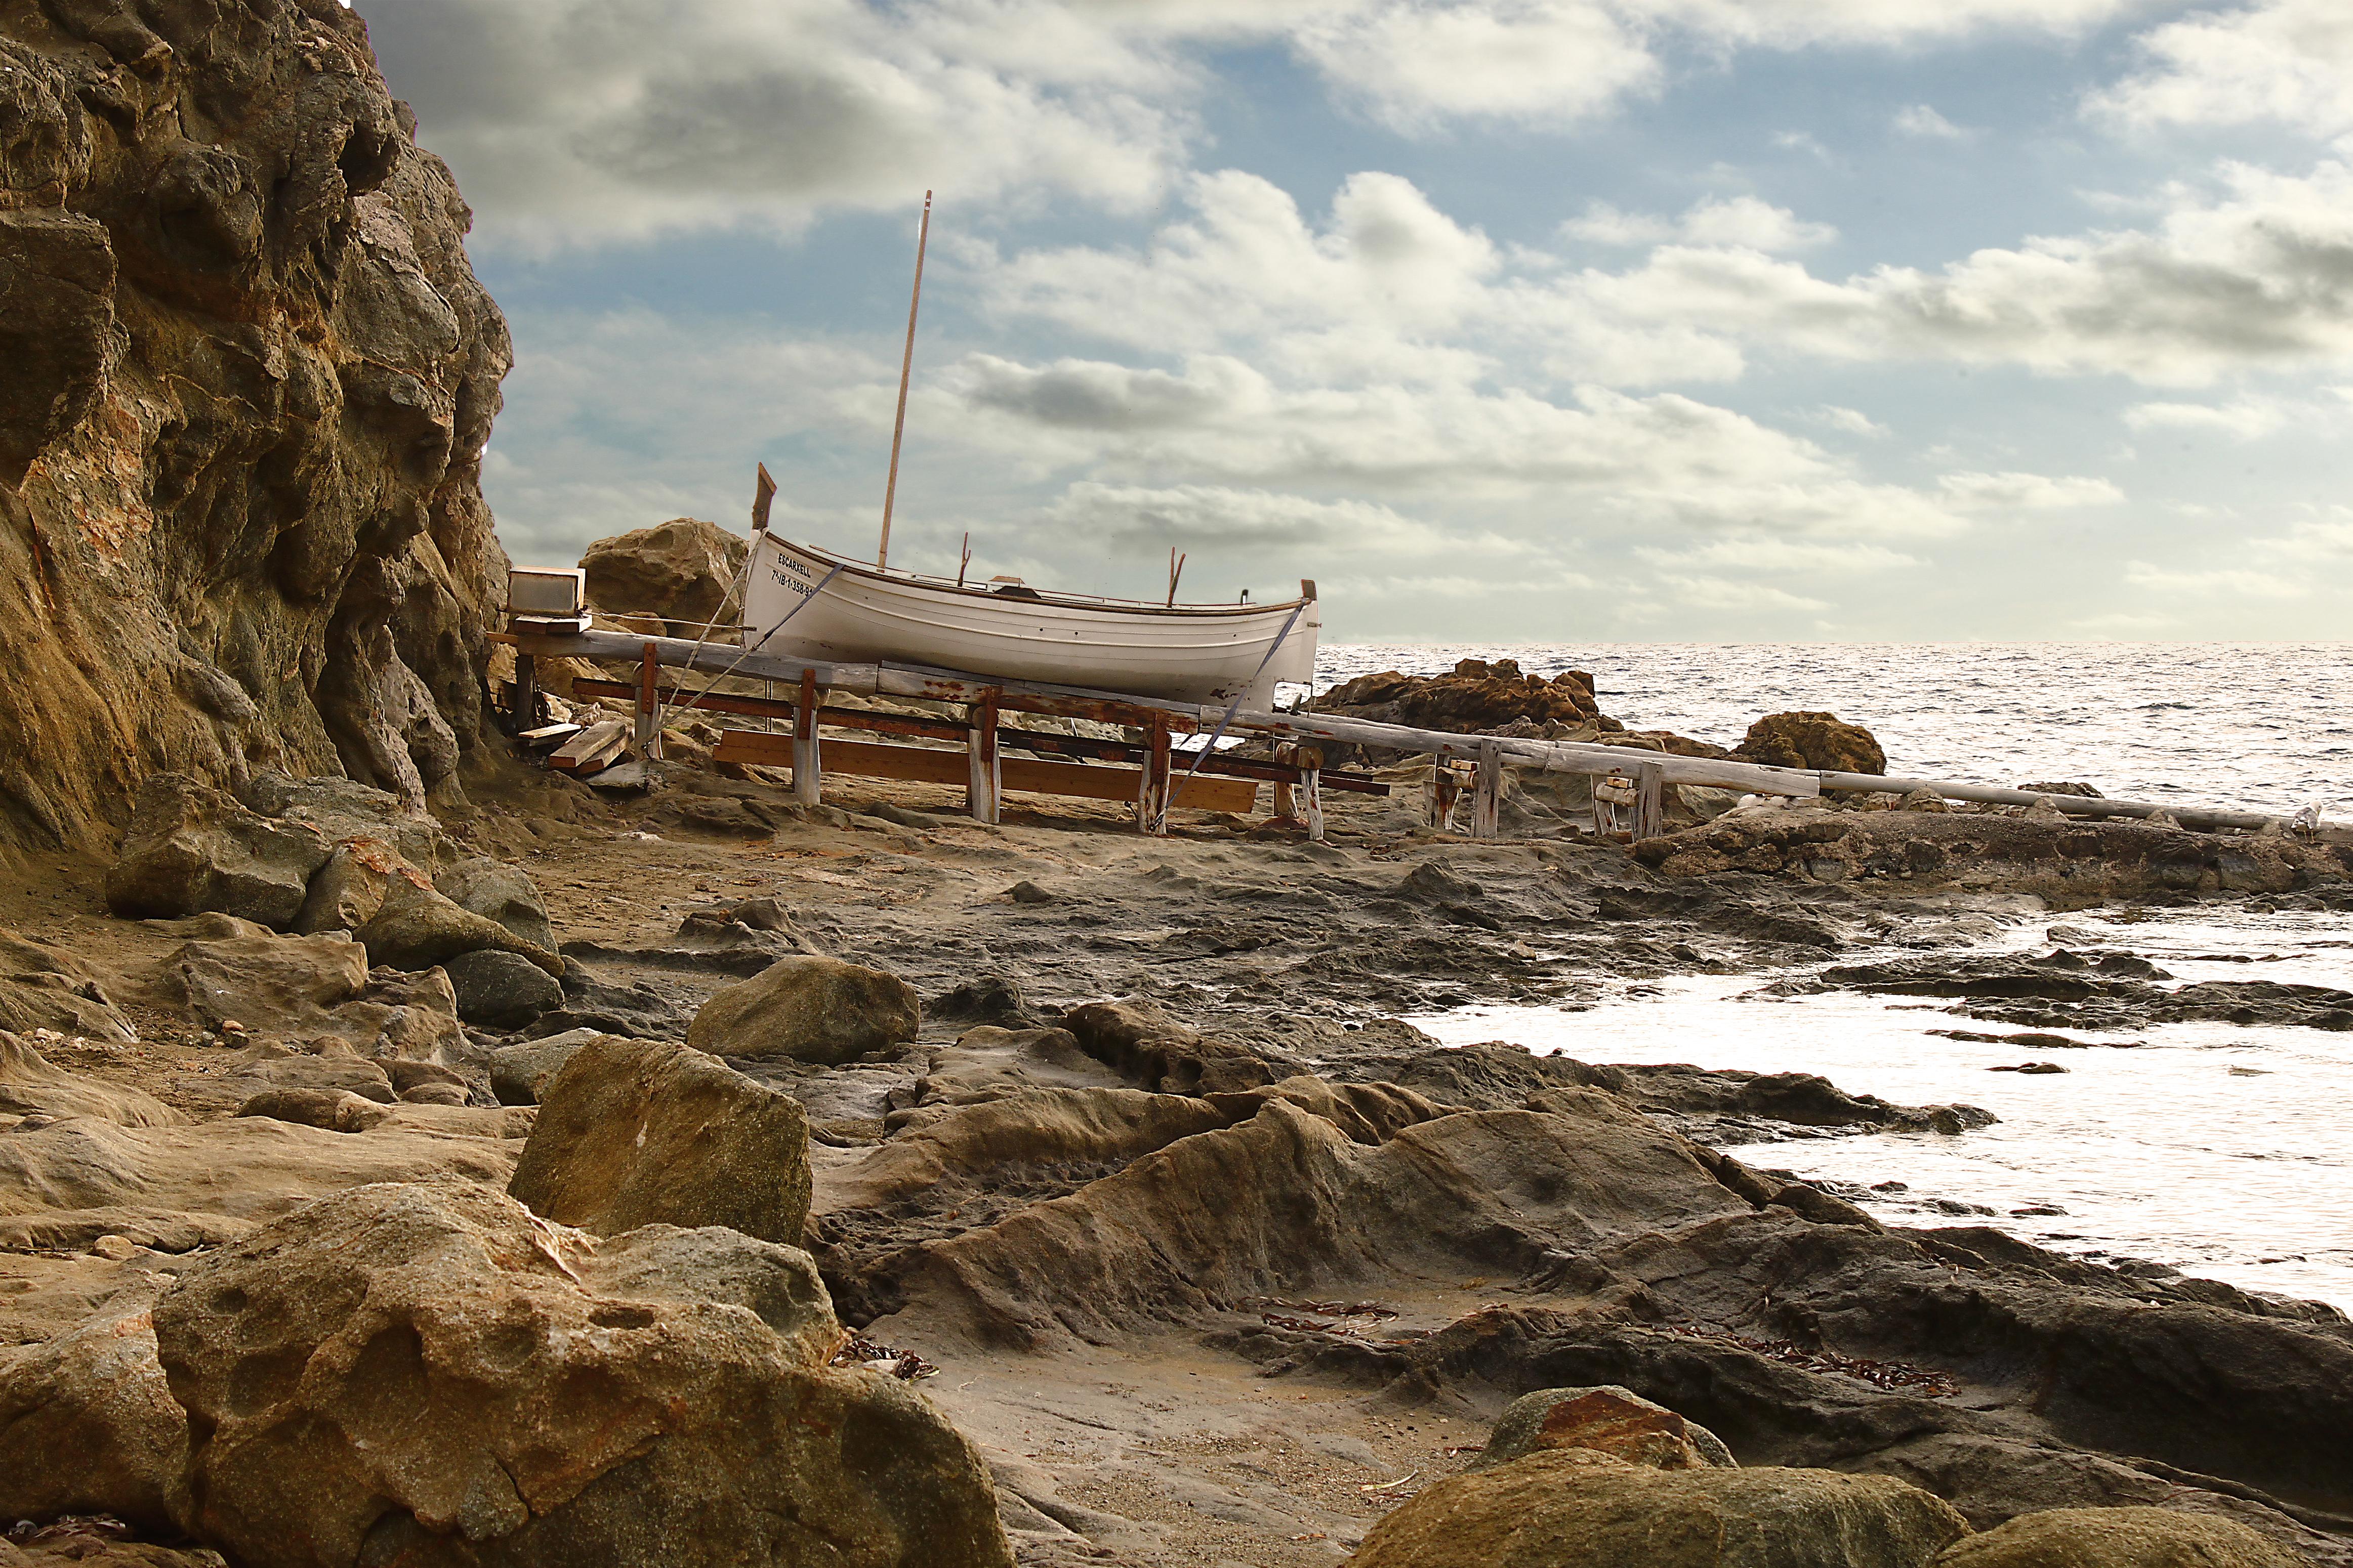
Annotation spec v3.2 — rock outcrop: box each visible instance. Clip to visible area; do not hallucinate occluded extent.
[1732,712,1888,775]
[1345,1457,1970,1568]
[508,1036,812,1245]
[0,0,511,852]
[1322,658,1614,734]
[580,517,747,636]
[152,1181,1013,1567]
[1932,1508,2305,1568]
[1474,1385,1739,1472]
[686,955,922,1065]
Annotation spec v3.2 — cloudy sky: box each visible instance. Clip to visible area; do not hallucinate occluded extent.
[365,0,2353,641]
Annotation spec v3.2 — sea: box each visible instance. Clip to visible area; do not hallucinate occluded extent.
[1305,644,2353,1312]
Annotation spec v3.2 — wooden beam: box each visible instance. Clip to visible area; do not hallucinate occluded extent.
[635,642,660,761]
[1634,758,1666,840]
[713,731,1255,813]
[551,719,628,775]
[512,653,538,734]
[1471,739,1502,838]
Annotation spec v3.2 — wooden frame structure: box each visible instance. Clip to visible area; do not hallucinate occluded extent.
[498,625,2294,838]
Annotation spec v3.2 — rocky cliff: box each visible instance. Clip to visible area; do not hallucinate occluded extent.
[0,0,510,854]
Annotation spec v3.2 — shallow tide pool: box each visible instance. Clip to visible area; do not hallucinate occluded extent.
[1410,907,2353,1312]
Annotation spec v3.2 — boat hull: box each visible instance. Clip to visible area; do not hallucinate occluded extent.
[745,536,1320,705]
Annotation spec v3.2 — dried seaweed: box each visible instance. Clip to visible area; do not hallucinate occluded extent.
[1662,1324,1959,1396]
[829,1332,938,1380]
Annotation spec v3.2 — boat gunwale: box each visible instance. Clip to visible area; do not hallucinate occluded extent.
[763,535,1313,621]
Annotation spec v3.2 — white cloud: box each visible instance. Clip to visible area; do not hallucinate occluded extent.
[1636,537,1922,573]
[2122,560,2310,597]
[1936,471,2126,508]
[1813,405,1888,437]
[1893,103,1974,140]
[1043,481,1468,555]
[1566,194,1833,252]
[2124,397,2291,439]
[1653,575,1832,613]
[2092,0,2353,139]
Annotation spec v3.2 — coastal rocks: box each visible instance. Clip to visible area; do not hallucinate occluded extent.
[1321,658,1613,734]
[508,1036,812,1244]
[435,858,559,955]
[152,1181,1013,1568]
[1793,952,2353,1032]
[104,777,331,927]
[1933,1508,2305,1568]
[159,933,369,1035]
[0,930,136,1042]
[685,955,921,1065]
[288,839,421,935]
[442,949,564,1029]
[581,517,748,635]
[241,775,447,874]
[0,0,512,853]
[1060,999,1292,1094]
[355,877,563,976]
[488,1031,598,1105]
[235,1086,395,1133]
[0,1282,186,1534]
[1346,1457,1969,1568]
[1,1032,179,1127]
[1732,712,1888,775]
[1474,1385,1738,1472]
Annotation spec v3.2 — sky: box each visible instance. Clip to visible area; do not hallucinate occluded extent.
[361,0,2353,642]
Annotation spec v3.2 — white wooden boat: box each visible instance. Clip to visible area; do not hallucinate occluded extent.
[744,534,1319,705]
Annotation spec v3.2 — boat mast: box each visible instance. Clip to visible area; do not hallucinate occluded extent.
[877,190,932,570]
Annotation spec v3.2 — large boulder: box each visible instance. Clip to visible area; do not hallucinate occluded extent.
[158,933,369,1035]
[241,774,445,871]
[0,1283,187,1535]
[1346,1454,1969,1568]
[685,955,921,1065]
[1933,1508,2305,1568]
[355,877,563,977]
[1321,658,1607,732]
[443,948,564,1029]
[1474,1385,1737,1472]
[488,1030,599,1106]
[1732,712,1888,775]
[290,838,423,935]
[152,1181,1013,1568]
[104,776,332,928]
[581,517,748,636]
[509,1036,812,1244]
[1,1031,181,1126]
[435,858,558,955]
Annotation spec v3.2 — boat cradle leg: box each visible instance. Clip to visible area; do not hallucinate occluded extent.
[635,642,662,761]
[1471,740,1502,838]
[512,654,538,734]
[1634,759,1666,841]
[1302,748,1326,843]
[793,668,821,806]
[967,690,1001,826]
[1137,714,1172,835]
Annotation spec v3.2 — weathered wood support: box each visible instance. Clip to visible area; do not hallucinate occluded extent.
[793,668,820,805]
[511,653,538,734]
[967,689,1001,825]
[1470,739,1502,838]
[1635,758,1666,841]
[635,643,661,761]
[1139,715,1172,835]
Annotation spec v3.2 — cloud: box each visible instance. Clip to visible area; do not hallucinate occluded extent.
[1936,471,2126,508]
[2091,0,2353,139]
[1565,194,1834,252]
[1636,537,1923,573]
[1893,103,1974,140]
[1043,481,1460,554]
[2122,560,2310,597]
[2124,397,2291,439]
[1812,405,1888,437]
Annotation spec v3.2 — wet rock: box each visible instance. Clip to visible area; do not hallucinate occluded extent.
[1474,1385,1738,1471]
[581,517,748,635]
[152,1181,1012,1567]
[1732,712,1887,775]
[0,1283,186,1535]
[526,965,697,1041]
[435,858,559,955]
[356,877,563,977]
[103,776,331,928]
[1,1032,180,1127]
[509,1036,812,1244]
[442,948,564,1029]
[1933,1507,2303,1568]
[686,955,921,1065]
[1347,1455,1968,1568]
[1797,954,2353,1033]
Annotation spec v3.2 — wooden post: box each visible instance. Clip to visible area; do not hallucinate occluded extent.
[1634,758,1667,841]
[1471,739,1502,838]
[1430,746,1458,831]
[1300,744,1326,842]
[1138,713,1172,834]
[967,689,1001,825]
[1273,744,1298,822]
[512,653,538,734]
[635,642,661,760]
[793,668,821,805]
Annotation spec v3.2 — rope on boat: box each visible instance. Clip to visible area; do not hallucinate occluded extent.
[653,559,845,734]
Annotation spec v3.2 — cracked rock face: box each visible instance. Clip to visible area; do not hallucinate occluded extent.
[0,0,511,850]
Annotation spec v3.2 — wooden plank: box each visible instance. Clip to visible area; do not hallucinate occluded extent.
[551,719,628,773]
[714,731,1255,812]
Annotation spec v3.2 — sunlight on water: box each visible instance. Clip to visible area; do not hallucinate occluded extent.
[1410,907,2353,1310]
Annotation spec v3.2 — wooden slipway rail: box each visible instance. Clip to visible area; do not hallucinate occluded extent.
[500,626,2294,837]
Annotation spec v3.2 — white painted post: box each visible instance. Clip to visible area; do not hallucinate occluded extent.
[793,668,821,805]
[967,689,1002,825]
